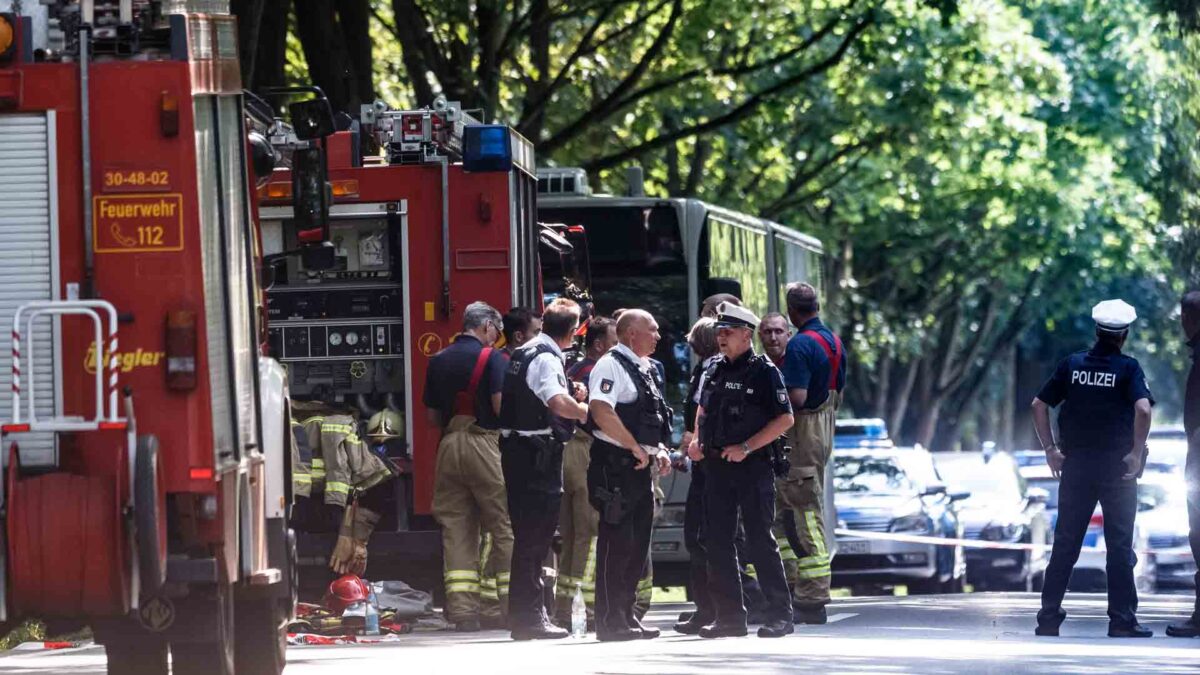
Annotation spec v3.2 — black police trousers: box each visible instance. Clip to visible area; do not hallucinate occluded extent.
[704,453,792,626]
[1040,460,1139,628]
[1186,441,1200,617]
[587,438,654,635]
[500,434,565,629]
[684,462,768,622]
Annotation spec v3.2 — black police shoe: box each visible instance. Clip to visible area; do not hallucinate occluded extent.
[794,606,827,625]
[1167,616,1200,638]
[511,622,569,641]
[674,615,712,635]
[455,619,481,633]
[699,623,749,639]
[596,628,642,642]
[1035,608,1065,636]
[1108,623,1153,638]
[757,619,795,638]
[628,620,660,639]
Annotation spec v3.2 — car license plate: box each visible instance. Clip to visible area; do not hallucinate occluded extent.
[840,540,870,554]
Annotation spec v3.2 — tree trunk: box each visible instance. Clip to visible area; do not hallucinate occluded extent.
[474,0,504,120]
[294,0,356,113]
[251,0,289,92]
[915,397,942,450]
[522,0,551,140]
[390,0,438,106]
[1000,341,1016,451]
[888,358,920,442]
[231,0,266,86]
[873,352,892,419]
[338,0,375,108]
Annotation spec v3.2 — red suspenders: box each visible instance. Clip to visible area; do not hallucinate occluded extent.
[800,330,843,390]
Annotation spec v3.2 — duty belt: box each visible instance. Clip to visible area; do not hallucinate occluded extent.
[500,428,553,438]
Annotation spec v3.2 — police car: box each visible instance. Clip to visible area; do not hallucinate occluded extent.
[1018,460,1157,593]
[833,448,968,594]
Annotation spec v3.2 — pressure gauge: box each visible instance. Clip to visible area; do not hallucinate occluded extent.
[329,332,343,346]
[346,332,360,346]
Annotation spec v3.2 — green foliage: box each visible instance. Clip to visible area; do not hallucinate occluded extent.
[264,0,1194,446]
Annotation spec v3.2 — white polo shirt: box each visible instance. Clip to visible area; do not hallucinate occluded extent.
[522,332,570,407]
[588,343,656,446]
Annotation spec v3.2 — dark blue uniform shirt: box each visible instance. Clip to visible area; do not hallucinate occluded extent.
[1036,343,1153,474]
[781,317,846,410]
[699,350,792,450]
[422,335,508,429]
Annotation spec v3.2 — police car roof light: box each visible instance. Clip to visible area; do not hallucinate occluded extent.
[463,125,512,172]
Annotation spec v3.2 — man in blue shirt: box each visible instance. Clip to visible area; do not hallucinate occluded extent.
[423,302,513,632]
[778,282,845,625]
[1032,299,1153,639]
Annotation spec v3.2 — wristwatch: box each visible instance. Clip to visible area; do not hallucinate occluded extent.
[741,441,752,455]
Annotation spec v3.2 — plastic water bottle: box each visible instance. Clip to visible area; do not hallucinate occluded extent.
[571,583,587,639]
[365,587,381,636]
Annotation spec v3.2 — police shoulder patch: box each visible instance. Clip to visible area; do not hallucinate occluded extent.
[601,379,614,394]
[557,373,567,387]
[777,390,788,404]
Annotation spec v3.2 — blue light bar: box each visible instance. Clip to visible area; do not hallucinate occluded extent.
[463,124,513,172]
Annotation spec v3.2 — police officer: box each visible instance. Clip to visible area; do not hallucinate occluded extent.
[587,309,673,641]
[780,282,844,624]
[499,298,590,641]
[687,302,795,639]
[423,302,513,632]
[1169,291,1200,638]
[1032,299,1153,638]
[554,317,618,627]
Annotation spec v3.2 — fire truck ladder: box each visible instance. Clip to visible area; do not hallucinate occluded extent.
[0,299,142,617]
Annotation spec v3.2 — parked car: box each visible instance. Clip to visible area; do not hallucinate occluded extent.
[833,448,968,594]
[835,418,894,449]
[1018,460,1157,594]
[1137,469,1196,590]
[935,452,1052,591]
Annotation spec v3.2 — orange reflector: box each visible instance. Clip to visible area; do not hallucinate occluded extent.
[1,424,30,433]
[264,182,292,199]
[0,14,14,62]
[190,467,214,481]
[160,90,180,137]
[567,225,585,234]
[331,179,359,198]
[98,421,128,431]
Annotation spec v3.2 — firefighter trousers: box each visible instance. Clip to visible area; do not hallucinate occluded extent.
[431,416,513,624]
[555,430,598,621]
[778,393,837,609]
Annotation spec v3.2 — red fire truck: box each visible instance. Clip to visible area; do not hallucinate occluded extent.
[255,95,550,590]
[0,2,298,673]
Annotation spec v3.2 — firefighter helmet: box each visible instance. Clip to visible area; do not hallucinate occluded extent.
[367,409,403,438]
[324,574,370,614]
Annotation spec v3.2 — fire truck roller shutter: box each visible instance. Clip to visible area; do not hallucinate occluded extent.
[0,112,59,468]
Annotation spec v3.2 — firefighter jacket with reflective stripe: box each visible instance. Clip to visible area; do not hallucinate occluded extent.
[298,414,397,507]
[292,419,314,498]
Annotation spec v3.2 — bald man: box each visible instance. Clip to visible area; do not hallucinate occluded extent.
[586,310,673,641]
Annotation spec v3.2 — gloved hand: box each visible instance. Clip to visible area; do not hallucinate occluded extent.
[330,501,380,576]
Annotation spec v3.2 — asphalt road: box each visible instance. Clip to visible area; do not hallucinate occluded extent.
[3,593,1200,674]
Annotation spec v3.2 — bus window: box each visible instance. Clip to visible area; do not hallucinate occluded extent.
[537,204,691,433]
[776,236,823,305]
[704,214,770,320]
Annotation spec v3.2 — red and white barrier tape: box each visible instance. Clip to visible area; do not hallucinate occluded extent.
[836,528,1053,552]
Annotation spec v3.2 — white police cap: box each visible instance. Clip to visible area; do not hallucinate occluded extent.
[714,302,760,330]
[1092,299,1137,333]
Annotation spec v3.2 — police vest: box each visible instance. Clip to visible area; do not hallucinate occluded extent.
[703,354,774,453]
[499,342,558,431]
[606,349,671,446]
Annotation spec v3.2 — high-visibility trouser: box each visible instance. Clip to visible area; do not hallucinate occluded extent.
[478,533,511,620]
[432,416,513,623]
[778,393,837,607]
[554,430,597,621]
[774,505,800,586]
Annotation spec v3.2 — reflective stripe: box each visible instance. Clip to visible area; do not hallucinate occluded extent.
[796,567,831,579]
[312,458,326,468]
[806,512,828,559]
[636,577,653,590]
[325,481,351,495]
[745,564,758,578]
[446,582,480,593]
[496,572,511,582]
[581,537,598,586]
[293,475,312,484]
[480,589,499,600]
[445,570,481,581]
[322,423,356,434]
[796,554,828,569]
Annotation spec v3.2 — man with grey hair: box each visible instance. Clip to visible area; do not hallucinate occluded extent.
[424,301,513,632]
